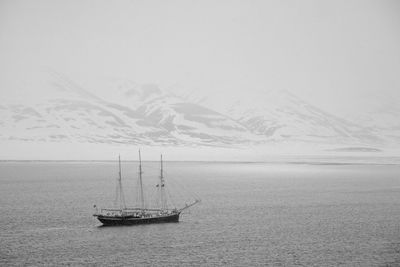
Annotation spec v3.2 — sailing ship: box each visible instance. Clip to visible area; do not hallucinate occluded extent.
[93,151,200,226]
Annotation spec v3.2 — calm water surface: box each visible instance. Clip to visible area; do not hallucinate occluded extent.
[1,161,400,266]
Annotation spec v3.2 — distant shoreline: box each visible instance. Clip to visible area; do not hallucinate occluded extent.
[1,157,400,166]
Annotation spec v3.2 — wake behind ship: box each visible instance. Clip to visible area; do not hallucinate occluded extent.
[93,151,200,226]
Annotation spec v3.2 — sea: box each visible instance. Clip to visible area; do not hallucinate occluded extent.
[1,159,400,266]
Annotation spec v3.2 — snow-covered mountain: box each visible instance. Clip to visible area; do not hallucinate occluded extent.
[197,89,382,145]
[349,97,400,144]
[0,73,264,148]
[0,72,398,158]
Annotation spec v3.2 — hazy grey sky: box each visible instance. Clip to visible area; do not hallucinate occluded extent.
[1,0,399,115]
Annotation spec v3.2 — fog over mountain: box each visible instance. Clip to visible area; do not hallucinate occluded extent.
[0,71,399,160]
[1,0,399,160]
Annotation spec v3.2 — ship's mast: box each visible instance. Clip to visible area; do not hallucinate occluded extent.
[117,155,126,210]
[138,150,145,210]
[159,154,167,211]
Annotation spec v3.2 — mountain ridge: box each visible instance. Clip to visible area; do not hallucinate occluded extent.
[0,72,398,157]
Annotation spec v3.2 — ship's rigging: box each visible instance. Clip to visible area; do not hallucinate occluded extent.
[93,150,200,225]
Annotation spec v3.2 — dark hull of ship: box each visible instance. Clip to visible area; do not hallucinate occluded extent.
[96,213,180,226]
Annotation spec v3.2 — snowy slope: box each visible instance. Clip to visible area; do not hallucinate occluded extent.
[203,89,381,145]
[0,74,263,147]
[0,72,397,155]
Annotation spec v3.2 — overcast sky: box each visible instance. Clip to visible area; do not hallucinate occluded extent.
[1,0,399,116]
